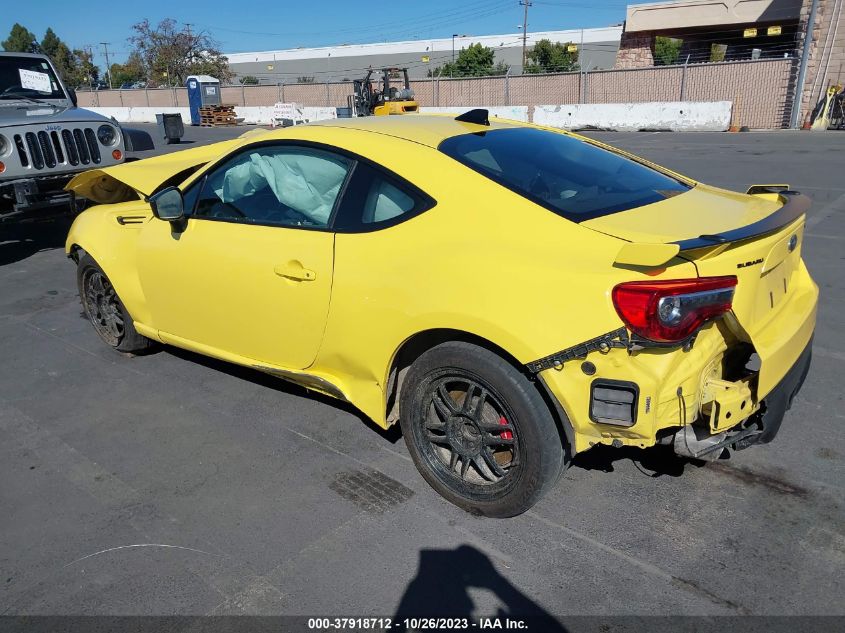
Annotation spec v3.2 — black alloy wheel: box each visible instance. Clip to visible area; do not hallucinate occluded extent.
[76,253,154,353]
[420,376,520,489]
[81,267,124,346]
[400,341,566,517]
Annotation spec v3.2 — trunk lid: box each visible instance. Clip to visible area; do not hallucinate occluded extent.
[582,184,785,244]
[679,212,809,397]
[587,184,812,397]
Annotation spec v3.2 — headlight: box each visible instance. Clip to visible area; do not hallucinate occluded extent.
[97,125,118,146]
[0,134,9,157]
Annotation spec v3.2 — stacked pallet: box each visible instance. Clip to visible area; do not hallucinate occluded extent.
[199,104,239,127]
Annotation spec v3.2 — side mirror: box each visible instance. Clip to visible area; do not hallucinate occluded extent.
[149,187,185,227]
[67,88,78,107]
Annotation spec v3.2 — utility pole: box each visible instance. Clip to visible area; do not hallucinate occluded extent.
[83,45,94,90]
[100,42,112,89]
[520,0,532,72]
[790,0,818,128]
[184,22,195,67]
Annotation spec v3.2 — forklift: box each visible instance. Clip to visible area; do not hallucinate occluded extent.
[349,67,419,116]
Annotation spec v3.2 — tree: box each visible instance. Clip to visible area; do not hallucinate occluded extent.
[239,75,259,85]
[108,52,146,87]
[67,48,99,88]
[710,43,727,63]
[654,36,683,66]
[36,28,100,88]
[296,76,315,83]
[39,29,75,82]
[429,43,509,78]
[524,39,579,74]
[40,28,62,58]
[128,19,233,86]
[2,23,38,52]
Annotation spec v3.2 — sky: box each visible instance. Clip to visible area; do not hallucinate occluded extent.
[3,0,631,67]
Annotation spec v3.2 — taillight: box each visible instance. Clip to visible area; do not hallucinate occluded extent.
[612,276,737,343]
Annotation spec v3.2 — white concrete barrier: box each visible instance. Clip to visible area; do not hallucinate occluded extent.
[86,103,729,131]
[86,106,337,126]
[239,105,337,125]
[420,106,530,122]
[533,101,732,132]
[88,106,191,124]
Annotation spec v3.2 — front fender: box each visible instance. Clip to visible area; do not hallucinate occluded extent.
[65,202,153,326]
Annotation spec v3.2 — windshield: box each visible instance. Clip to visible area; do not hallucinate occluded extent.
[438,127,691,221]
[0,56,66,100]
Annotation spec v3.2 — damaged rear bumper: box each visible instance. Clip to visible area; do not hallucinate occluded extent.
[673,334,813,459]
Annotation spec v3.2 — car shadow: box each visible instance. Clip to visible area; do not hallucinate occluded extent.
[151,344,713,469]
[571,442,706,478]
[393,545,567,630]
[0,218,72,266]
[162,345,403,444]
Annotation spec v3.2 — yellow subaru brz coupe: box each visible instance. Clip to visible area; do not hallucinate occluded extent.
[65,111,817,517]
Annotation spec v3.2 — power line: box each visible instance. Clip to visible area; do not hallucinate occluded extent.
[202,0,510,41]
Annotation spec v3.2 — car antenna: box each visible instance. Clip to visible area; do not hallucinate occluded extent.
[455,108,490,126]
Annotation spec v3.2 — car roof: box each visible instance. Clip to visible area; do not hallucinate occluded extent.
[309,114,523,148]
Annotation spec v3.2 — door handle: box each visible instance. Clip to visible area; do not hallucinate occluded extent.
[274,261,317,282]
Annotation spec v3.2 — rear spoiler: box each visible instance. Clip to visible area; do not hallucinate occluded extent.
[673,190,810,251]
[612,189,810,268]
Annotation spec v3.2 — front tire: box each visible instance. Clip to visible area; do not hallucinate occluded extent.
[400,342,565,517]
[77,253,153,353]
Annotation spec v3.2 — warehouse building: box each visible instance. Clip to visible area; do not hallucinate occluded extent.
[615,0,844,122]
[616,0,807,66]
[225,26,623,83]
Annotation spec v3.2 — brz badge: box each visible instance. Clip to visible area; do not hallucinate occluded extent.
[737,257,764,269]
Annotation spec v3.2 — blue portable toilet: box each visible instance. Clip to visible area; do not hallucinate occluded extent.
[186,75,221,125]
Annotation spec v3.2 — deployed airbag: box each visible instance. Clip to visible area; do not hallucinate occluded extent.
[220,150,348,224]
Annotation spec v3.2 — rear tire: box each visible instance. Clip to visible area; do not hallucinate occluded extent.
[77,253,154,354]
[399,342,565,518]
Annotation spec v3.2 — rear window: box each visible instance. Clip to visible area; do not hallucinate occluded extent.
[438,127,690,221]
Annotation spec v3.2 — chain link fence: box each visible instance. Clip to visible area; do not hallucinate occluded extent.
[78,58,796,129]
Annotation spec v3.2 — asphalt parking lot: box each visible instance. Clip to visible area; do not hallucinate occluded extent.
[1,124,843,623]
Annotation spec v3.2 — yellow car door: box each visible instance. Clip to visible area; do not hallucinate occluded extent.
[137,143,353,370]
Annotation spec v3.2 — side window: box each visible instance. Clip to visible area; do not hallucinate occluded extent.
[189,145,351,228]
[333,161,432,232]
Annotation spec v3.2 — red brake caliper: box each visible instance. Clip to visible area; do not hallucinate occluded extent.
[498,416,513,440]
